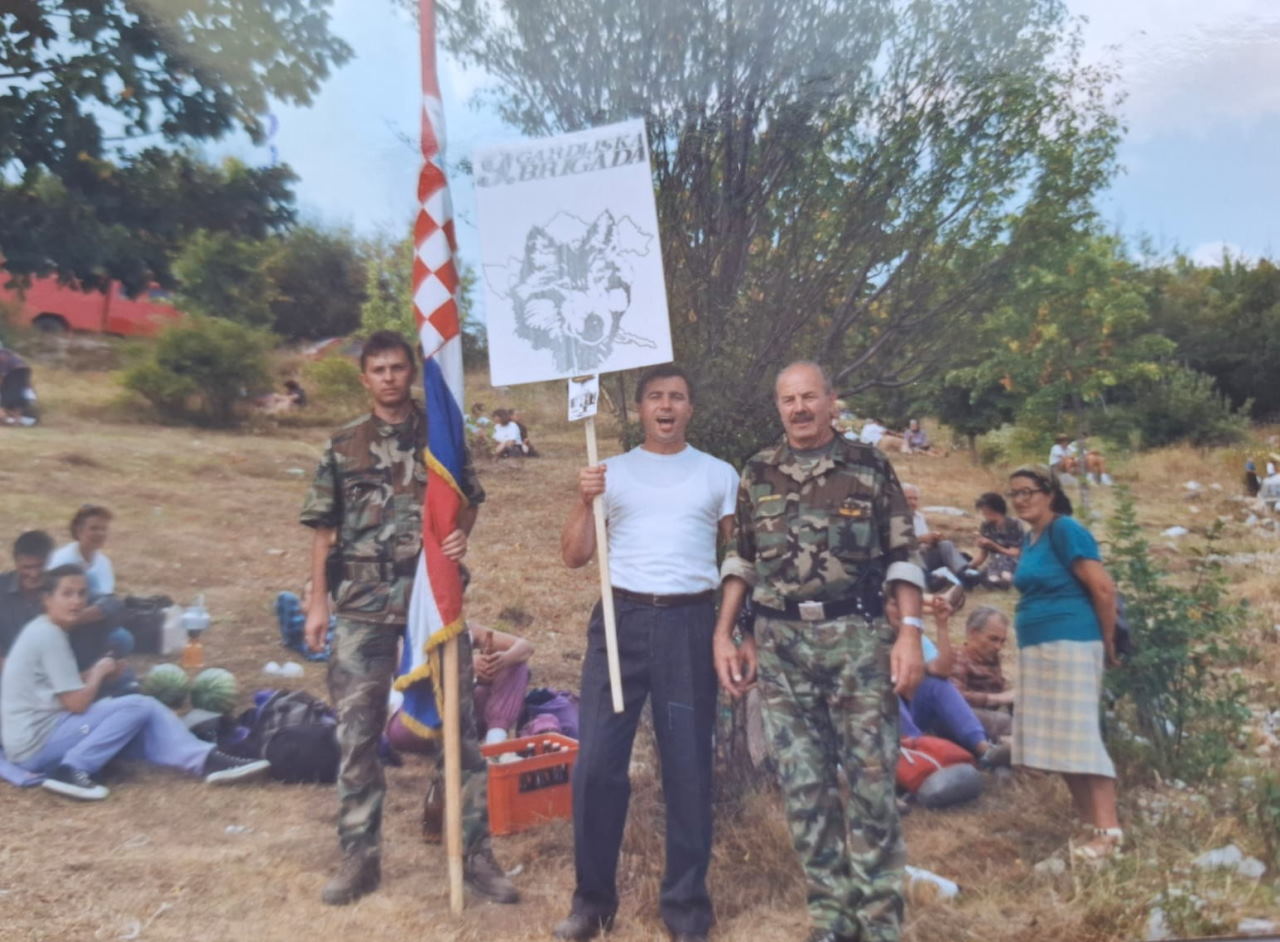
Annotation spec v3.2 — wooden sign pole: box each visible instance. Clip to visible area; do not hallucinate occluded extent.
[584,413,625,713]
[443,636,464,913]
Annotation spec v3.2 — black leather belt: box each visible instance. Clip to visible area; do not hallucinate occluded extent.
[754,593,882,622]
[611,587,715,608]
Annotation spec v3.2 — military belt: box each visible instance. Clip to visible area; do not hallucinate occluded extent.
[612,586,715,608]
[341,559,416,582]
[755,591,883,623]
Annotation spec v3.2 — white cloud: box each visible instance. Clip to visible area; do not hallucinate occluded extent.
[1068,0,1280,138]
[1188,241,1255,266]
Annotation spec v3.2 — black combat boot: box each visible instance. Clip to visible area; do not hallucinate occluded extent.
[321,846,380,905]
[463,842,518,903]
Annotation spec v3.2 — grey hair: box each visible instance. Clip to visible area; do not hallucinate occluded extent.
[775,360,834,395]
[901,482,920,497]
[965,605,1009,633]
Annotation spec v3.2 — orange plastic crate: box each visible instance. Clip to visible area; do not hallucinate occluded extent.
[481,732,578,836]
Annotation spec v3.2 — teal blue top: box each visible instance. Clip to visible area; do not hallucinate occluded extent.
[1012,515,1102,648]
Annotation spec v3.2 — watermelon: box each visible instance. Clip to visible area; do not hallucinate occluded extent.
[190,667,238,714]
[142,663,190,708]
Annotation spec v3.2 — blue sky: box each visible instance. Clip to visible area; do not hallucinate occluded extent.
[219,0,1280,266]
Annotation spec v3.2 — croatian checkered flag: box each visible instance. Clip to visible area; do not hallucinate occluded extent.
[393,0,467,738]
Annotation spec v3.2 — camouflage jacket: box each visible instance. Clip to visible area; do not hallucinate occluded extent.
[299,409,485,625]
[721,434,924,611]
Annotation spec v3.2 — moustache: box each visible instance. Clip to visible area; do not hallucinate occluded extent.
[789,412,814,423]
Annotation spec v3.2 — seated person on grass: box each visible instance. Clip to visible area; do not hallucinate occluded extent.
[858,416,904,452]
[903,483,976,587]
[276,577,332,661]
[892,593,1009,769]
[0,565,270,800]
[949,605,1014,743]
[387,623,534,749]
[1,530,55,672]
[969,492,1023,589]
[903,419,946,456]
[47,505,136,690]
[492,409,534,458]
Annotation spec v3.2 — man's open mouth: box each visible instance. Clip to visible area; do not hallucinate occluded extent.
[655,416,676,431]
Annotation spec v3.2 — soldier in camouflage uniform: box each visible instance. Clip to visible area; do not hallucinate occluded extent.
[299,330,517,907]
[712,362,925,942]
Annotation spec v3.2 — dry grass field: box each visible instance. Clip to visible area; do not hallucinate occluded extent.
[0,349,1276,942]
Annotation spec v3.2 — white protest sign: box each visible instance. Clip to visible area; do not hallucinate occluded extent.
[567,375,600,422]
[473,119,673,387]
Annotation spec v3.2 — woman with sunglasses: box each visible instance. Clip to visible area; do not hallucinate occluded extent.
[1006,464,1121,861]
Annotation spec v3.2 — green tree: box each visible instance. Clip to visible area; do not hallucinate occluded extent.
[1143,255,1280,419]
[931,371,1020,459]
[0,0,351,290]
[987,234,1174,440]
[265,224,366,340]
[172,230,275,327]
[359,234,416,339]
[123,317,273,426]
[359,232,484,362]
[435,0,1121,459]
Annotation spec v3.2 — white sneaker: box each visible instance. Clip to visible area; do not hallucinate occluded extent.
[483,728,508,745]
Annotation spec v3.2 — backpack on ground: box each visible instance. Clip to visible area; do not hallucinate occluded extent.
[896,735,975,793]
[227,689,339,784]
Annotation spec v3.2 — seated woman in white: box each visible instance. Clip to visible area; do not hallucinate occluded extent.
[48,505,115,596]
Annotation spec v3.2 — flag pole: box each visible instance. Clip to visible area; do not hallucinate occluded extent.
[442,637,464,913]
[416,0,464,912]
[584,412,624,713]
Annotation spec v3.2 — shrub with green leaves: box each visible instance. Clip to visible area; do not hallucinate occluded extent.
[123,317,273,426]
[301,356,365,408]
[1104,489,1251,783]
[1126,366,1251,448]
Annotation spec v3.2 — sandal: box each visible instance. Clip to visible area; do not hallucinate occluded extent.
[1070,827,1124,862]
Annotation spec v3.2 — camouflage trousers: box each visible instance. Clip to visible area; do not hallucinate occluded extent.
[328,617,490,855]
[754,613,904,942]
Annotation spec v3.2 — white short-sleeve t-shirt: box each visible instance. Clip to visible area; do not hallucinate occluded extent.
[492,422,523,445]
[48,543,115,597]
[603,445,739,595]
[1,615,83,763]
[860,422,886,445]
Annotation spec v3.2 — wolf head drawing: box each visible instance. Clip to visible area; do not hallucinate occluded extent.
[508,210,653,374]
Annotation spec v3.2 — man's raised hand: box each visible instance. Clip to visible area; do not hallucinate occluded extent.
[578,465,606,505]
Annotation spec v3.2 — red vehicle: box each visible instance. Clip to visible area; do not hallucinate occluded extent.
[0,275,183,337]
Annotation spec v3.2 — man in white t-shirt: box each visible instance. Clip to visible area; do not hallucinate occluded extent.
[553,365,737,942]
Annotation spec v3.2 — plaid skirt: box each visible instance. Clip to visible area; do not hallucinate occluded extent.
[1012,639,1115,777]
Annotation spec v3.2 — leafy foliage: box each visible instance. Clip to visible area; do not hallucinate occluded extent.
[1104,489,1251,783]
[359,232,485,364]
[1142,255,1280,420]
[172,230,276,327]
[1119,365,1250,449]
[435,0,1122,460]
[264,225,366,340]
[985,234,1174,437]
[0,0,351,289]
[123,317,272,426]
[301,356,364,409]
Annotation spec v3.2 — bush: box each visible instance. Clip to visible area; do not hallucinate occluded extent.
[123,317,273,426]
[1125,366,1250,449]
[301,356,364,408]
[1104,489,1251,783]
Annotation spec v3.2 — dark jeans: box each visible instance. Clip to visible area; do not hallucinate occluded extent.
[571,596,717,935]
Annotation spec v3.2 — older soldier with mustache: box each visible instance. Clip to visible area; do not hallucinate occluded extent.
[714,361,925,942]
